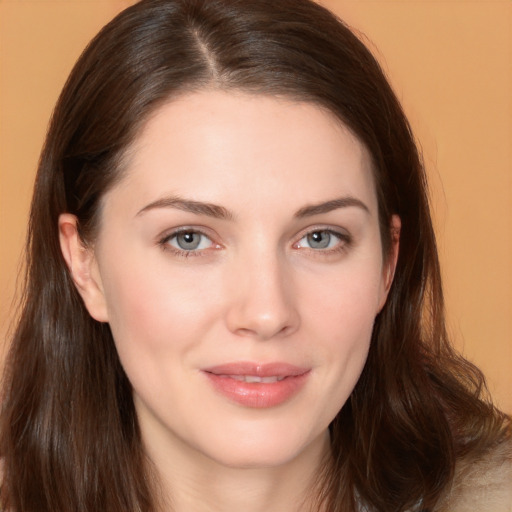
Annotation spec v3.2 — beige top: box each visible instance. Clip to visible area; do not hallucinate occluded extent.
[435,438,512,512]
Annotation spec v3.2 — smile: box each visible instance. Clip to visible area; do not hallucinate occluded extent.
[202,362,310,408]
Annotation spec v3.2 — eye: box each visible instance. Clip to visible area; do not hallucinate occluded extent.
[295,229,348,250]
[165,230,214,252]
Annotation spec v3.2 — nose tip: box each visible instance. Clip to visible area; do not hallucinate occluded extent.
[225,263,300,341]
[233,313,297,341]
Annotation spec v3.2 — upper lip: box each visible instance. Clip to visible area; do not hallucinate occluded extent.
[202,362,309,377]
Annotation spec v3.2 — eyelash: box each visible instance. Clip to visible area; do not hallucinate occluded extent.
[294,228,352,256]
[158,228,218,258]
[158,227,352,258]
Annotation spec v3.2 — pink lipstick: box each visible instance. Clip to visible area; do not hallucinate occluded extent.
[202,362,310,408]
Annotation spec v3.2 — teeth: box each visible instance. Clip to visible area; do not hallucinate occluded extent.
[228,375,285,383]
[246,375,270,383]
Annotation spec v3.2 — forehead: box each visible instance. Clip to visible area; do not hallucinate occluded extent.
[105,90,377,217]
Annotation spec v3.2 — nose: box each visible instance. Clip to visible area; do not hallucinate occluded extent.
[224,252,300,341]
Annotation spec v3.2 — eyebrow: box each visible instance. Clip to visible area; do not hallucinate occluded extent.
[136,196,235,220]
[136,195,369,220]
[294,197,370,218]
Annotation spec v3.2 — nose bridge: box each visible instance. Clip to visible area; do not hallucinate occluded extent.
[225,244,299,340]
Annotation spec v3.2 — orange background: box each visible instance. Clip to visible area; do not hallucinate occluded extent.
[1,1,510,412]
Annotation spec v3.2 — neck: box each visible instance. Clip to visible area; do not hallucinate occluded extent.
[145,430,331,512]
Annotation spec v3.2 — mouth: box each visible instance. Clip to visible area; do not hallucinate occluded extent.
[201,362,310,408]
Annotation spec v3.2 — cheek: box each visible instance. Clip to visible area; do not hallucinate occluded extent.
[300,259,382,390]
[305,258,383,338]
[99,252,224,362]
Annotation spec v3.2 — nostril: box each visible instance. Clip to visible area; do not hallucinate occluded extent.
[227,307,300,341]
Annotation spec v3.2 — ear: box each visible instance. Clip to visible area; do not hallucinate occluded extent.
[377,214,401,312]
[58,213,109,322]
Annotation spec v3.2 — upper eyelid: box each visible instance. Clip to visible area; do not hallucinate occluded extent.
[295,225,351,240]
[164,229,211,242]
[158,226,216,242]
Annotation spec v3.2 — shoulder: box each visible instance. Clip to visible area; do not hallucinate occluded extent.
[435,435,512,512]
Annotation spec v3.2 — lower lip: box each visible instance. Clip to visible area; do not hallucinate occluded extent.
[203,372,310,408]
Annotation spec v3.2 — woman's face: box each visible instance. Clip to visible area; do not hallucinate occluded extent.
[63,91,398,471]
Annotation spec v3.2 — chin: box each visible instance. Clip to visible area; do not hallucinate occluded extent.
[195,419,328,470]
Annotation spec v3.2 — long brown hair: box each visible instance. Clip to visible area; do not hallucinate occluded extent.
[1,1,508,511]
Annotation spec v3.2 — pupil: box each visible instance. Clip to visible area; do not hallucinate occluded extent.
[308,231,330,249]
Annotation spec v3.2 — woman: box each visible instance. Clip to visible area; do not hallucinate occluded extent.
[0,0,510,511]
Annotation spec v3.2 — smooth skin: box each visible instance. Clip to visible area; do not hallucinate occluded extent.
[60,91,400,511]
